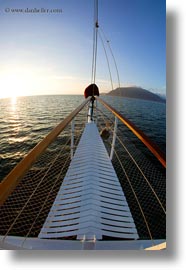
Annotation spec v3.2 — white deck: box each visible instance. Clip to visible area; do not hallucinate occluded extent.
[39,122,138,240]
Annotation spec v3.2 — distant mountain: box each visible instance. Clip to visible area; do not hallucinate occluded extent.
[106,87,166,103]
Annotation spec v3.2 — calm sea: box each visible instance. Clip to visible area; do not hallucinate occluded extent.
[0,95,166,181]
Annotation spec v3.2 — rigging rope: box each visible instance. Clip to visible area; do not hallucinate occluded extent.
[91,2,121,92]
[98,31,114,90]
[100,26,121,89]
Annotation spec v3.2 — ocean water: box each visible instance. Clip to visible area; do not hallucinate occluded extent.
[0,95,166,181]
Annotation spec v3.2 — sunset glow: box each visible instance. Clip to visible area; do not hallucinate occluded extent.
[0,0,166,99]
[0,67,36,98]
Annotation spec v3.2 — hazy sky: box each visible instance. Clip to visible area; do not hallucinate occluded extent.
[0,0,166,98]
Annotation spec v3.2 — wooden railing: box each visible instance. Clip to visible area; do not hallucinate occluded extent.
[96,97,166,168]
[0,95,166,206]
[0,97,91,206]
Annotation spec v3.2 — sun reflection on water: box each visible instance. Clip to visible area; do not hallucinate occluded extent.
[8,96,21,137]
[11,96,17,110]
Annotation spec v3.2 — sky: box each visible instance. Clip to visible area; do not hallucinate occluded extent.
[0,0,166,98]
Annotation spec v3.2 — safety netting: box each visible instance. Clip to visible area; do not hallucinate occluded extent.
[0,106,88,239]
[0,100,166,243]
[96,101,166,240]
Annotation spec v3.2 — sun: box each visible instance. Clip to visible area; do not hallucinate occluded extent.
[0,67,39,99]
[0,71,27,99]
[1,75,20,98]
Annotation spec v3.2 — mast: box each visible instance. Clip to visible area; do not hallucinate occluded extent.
[85,0,100,123]
[91,0,99,86]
